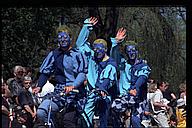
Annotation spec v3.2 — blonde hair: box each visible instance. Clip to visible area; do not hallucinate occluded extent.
[179,83,186,92]
[148,83,157,93]
[56,25,72,37]
[93,39,108,49]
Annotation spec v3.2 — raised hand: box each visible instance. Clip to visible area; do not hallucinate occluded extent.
[84,17,98,26]
[115,27,127,43]
[89,17,98,26]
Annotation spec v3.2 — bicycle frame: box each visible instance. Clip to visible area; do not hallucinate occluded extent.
[34,89,79,128]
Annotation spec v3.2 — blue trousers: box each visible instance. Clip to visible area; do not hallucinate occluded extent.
[36,99,59,125]
[81,93,111,128]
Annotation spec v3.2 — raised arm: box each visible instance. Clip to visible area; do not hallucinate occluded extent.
[76,17,98,48]
[110,28,127,67]
[110,27,127,53]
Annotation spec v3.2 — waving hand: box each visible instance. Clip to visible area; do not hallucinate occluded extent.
[115,27,127,43]
[84,17,98,26]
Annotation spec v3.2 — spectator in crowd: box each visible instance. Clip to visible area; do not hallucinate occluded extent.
[33,24,88,127]
[151,81,170,127]
[6,65,25,128]
[162,81,176,102]
[179,82,186,105]
[2,81,12,128]
[176,98,186,127]
[76,17,118,128]
[23,67,33,77]
[162,81,177,116]
[18,76,36,128]
[35,75,55,105]
[141,83,158,127]
[7,65,25,105]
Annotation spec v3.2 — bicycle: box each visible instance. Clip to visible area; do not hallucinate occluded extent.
[33,89,81,128]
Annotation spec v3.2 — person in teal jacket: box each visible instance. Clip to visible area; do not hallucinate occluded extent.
[110,28,151,127]
[76,17,118,128]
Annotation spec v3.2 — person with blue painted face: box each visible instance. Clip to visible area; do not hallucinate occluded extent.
[57,31,71,49]
[76,17,118,128]
[110,28,151,127]
[33,25,88,128]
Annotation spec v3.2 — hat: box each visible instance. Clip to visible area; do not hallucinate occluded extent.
[177,98,185,107]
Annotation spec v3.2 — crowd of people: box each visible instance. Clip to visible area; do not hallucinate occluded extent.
[1,17,186,128]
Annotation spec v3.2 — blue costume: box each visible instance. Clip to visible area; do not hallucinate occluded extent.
[76,18,118,128]
[36,31,88,127]
[110,38,132,96]
[110,38,151,127]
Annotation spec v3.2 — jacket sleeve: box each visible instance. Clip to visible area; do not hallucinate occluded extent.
[76,19,93,50]
[110,37,118,56]
[72,52,88,88]
[37,51,55,88]
[132,65,151,95]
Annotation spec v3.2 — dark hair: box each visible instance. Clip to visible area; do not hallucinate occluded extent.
[148,78,156,84]
[157,81,162,89]
[25,67,33,73]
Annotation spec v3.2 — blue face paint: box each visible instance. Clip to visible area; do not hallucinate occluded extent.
[57,32,71,48]
[93,43,106,61]
[125,45,138,60]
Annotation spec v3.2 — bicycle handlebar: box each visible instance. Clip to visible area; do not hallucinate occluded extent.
[88,88,109,96]
[33,89,79,99]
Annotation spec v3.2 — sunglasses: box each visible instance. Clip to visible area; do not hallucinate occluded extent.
[17,71,24,74]
[24,82,31,85]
